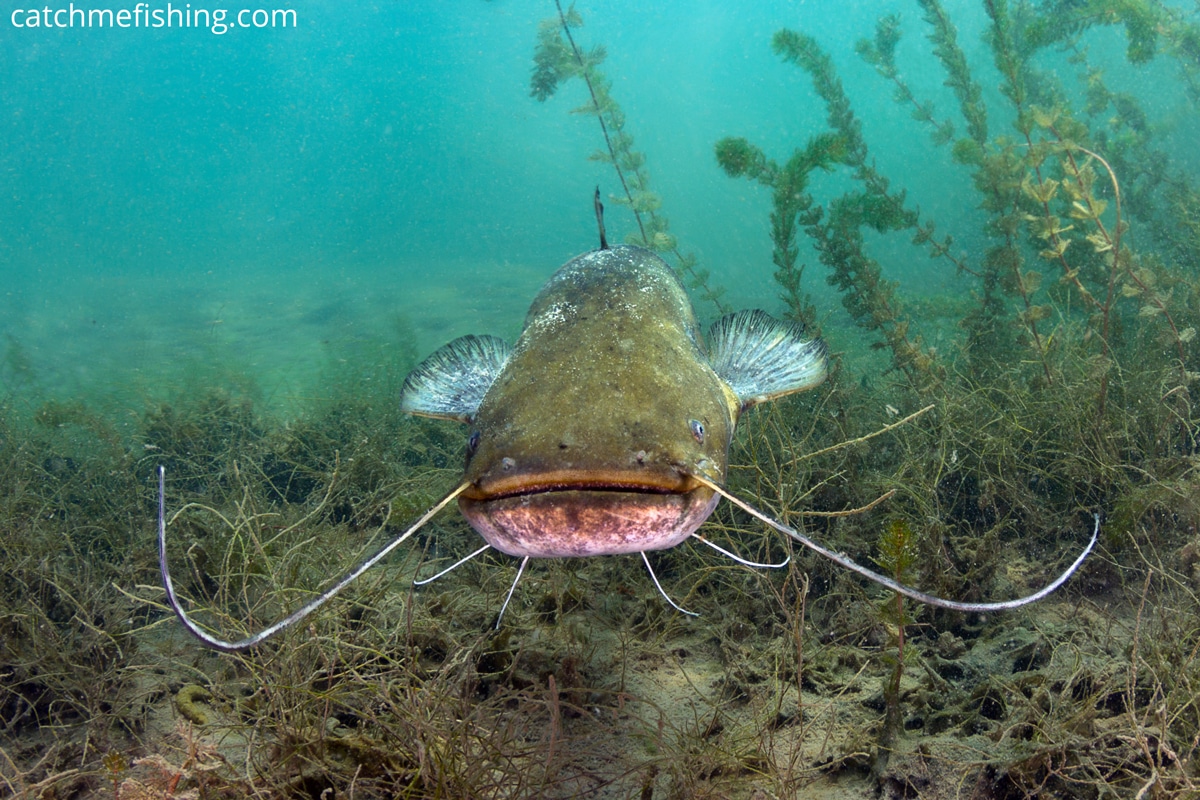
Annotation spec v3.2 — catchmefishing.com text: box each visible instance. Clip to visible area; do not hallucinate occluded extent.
[11,4,297,34]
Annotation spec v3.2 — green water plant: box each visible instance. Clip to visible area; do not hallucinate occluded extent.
[719,0,1198,429]
[1075,47,1200,271]
[713,132,844,329]
[719,30,944,392]
[1022,0,1200,97]
[709,3,1200,792]
[725,1,1200,430]
[531,0,728,312]
[872,518,918,778]
[855,14,958,148]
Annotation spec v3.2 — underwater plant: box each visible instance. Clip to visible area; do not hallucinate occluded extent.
[705,0,1200,794]
[713,132,845,330]
[871,518,919,778]
[718,30,942,392]
[530,0,728,313]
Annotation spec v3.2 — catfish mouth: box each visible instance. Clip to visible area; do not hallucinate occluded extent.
[459,472,718,559]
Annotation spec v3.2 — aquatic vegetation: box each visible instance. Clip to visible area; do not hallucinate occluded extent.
[871,518,918,778]
[531,1,728,312]
[707,0,1200,794]
[720,30,941,390]
[714,132,845,329]
[4,2,1200,798]
[0,346,1192,798]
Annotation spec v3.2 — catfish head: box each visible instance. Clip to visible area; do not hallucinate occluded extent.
[400,245,826,559]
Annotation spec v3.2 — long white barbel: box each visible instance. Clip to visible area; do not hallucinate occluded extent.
[158,465,469,652]
[694,475,1098,613]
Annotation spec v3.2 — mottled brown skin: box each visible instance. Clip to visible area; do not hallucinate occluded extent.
[461,246,741,558]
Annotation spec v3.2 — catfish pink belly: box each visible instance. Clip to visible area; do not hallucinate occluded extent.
[459,488,719,558]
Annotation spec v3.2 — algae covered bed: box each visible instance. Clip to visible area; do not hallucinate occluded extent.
[4,1,1200,798]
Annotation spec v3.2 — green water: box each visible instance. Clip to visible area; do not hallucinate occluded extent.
[7,2,1188,415]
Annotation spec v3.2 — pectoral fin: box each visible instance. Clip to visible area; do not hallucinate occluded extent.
[707,310,827,410]
[400,334,511,422]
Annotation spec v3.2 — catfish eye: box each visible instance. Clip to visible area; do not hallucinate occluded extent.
[467,430,481,454]
[689,419,705,444]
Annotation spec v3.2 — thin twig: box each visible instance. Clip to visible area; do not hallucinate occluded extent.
[791,404,935,464]
[800,490,896,518]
